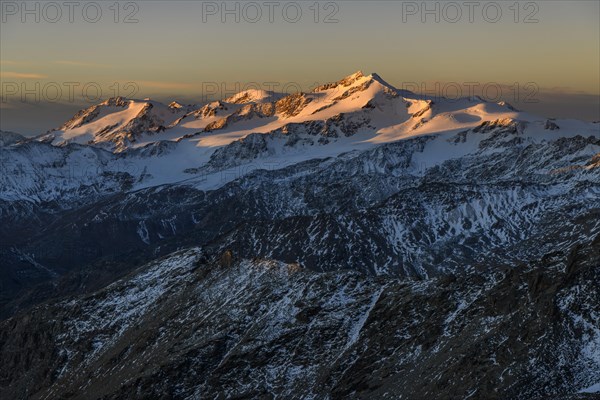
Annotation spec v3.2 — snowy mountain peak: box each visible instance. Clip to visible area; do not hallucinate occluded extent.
[312,71,399,94]
[101,96,131,107]
[46,97,189,151]
[224,89,282,104]
[28,71,599,163]
[312,70,368,92]
[369,72,400,92]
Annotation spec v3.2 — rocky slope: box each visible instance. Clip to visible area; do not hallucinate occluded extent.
[0,131,26,147]
[1,238,599,399]
[1,118,597,313]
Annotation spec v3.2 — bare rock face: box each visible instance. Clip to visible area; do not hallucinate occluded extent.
[193,101,229,119]
[59,105,103,130]
[546,119,561,130]
[206,132,272,168]
[473,118,523,134]
[95,103,168,151]
[275,93,313,117]
[332,79,374,101]
[313,70,366,92]
[203,116,229,132]
[203,112,375,169]
[411,100,434,118]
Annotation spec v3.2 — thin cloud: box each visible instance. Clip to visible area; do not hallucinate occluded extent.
[1,72,48,79]
[539,86,597,95]
[0,60,20,66]
[54,60,110,68]
[138,81,194,90]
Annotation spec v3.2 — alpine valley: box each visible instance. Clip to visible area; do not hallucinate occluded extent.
[0,72,599,399]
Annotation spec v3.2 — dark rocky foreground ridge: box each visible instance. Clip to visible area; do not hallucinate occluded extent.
[1,236,599,399]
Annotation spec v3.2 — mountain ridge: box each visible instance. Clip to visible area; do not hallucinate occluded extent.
[0,71,598,399]
[2,70,593,202]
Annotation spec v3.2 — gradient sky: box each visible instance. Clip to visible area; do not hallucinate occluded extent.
[1,0,599,134]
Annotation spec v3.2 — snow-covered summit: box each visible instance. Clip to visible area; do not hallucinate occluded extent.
[224,89,283,104]
[15,70,596,192]
[39,97,189,151]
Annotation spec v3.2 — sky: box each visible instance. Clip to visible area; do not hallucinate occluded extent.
[1,0,599,135]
